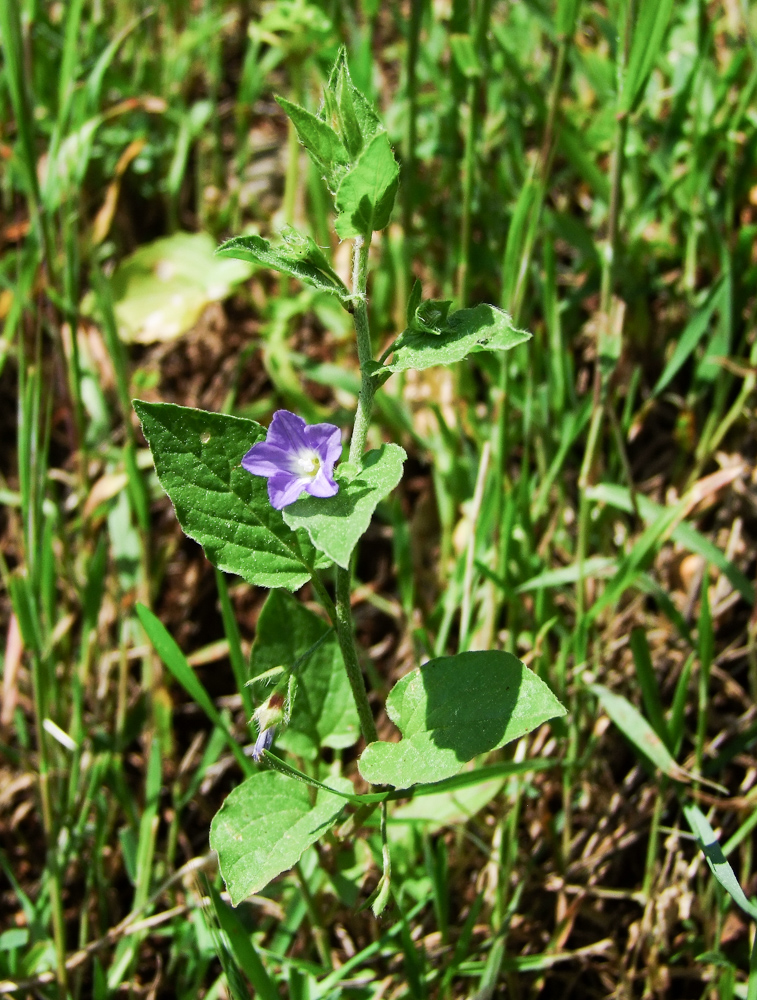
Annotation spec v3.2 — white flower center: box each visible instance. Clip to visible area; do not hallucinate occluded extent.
[291,449,321,479]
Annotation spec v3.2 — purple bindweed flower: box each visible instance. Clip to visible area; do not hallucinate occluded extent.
[251,726,275,762]
[242,410,342,510]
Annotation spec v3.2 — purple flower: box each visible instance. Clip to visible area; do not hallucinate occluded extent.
[242,410,342,510]
[251,726,275,762]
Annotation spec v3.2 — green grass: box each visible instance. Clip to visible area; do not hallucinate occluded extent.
[2,0,757,997]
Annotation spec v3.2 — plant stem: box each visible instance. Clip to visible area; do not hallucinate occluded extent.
[324,235,380,747]
[294,863,332,970]
[283,61,302,232]
[459,440,491,650]
[748,921,757,1000]
[335,566,378,745]
[576,0,635,624]
[575,399,603,623]
[599,114,629,318]
[402,0,422,242]
[348,236,374,464]
[341,236,378,742]
[28,641,69,996]
[457,76,477,307]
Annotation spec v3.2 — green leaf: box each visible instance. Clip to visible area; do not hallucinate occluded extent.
[683,803,757,921]
[515,556,618,592]
[358,651,566,789]
[334,132,399,239]
[652,280,723,396]
[449,33,482,78]
[215,228,348,298]
[555,0,581,39]
[348,85,383,146]
[136,602,256,786]
[621,0,675,114]
[592,684,728,795]
[409,298,453,335]
[210,770,350,904]
[324,47,382,154]
[275,95,350,182]
[332,60,363,159]
[87,232,253,345]
[379,304,531,375]
[502,178,540,312]
[591,684,688,780]
[251,590,360,759]
[629,628,671,751]
[283,443,406,569]
[406,279,422,324]
[205,881,279,1000]
[133,401,312,591]
[390,774,506,833]
[135,602,253,775]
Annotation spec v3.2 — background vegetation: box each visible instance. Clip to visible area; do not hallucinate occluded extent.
[1,0,757,996]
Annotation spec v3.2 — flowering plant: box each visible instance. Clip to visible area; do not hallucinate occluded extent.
[133,51,565,913]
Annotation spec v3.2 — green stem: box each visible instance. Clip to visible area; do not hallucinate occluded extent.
[457,76,477,307]
[31,653,69,997]
[294,862,332,970]
[324,235,383,747]
[576,399,603,623]
[283,62,302,231]
[599,108,630,318]
[402,0,422,242]
[336,566,378,745]
[348,236,374,464]
[599,0,635,317]
[748,927,757,1000]
[576,0,635,629]
[642,783,665,899]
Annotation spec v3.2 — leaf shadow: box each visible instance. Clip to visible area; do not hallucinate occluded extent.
[421,652,523,764]
[286,485,373,521]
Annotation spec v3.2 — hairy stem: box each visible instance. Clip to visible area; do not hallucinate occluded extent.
[335,565,378,745]
[329,235,380,747]
[348,236,374,464]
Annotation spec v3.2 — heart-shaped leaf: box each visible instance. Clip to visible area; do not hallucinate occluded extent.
[134,401,313,591]
[358,651,566,788]
[210,771,350,904]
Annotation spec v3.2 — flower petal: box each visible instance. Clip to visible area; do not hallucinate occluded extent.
[306,466,339,499]
[267,470,309,509]
[241,441,291,478]
[304,422,342,473]
[251,726,275,762]
[266,410,309,455]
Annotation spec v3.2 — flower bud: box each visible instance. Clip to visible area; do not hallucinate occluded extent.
[253,691,286,733]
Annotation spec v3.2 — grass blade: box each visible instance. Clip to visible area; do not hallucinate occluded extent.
[683,803,757,922]
[206,880,279,1000]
